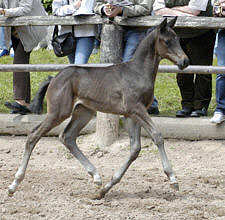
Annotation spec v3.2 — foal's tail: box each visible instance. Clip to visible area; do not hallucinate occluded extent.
[28,75,53,114]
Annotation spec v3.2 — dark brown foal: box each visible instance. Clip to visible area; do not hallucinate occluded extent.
[8,17,189,199]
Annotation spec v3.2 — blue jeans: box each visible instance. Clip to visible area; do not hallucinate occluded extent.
[214,30,225,114]
[0,27,7,50]
[123,29,158,108]
[68,36,95,64]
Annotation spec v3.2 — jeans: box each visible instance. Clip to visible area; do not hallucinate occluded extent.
[68,36,95,64]
[123,29,158,108]
[214,30,225,114]
[0,27,7,50]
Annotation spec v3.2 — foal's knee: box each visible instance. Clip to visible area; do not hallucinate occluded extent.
[153,132,164,146]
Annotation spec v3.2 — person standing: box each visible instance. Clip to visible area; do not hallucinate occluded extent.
[94,0,159,114]
[52,0,96,64]
[1,0,48,114]
[210,0,225,123]
[153,0,216,117]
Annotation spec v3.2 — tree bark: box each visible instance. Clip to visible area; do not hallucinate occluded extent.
[95,23,123,147]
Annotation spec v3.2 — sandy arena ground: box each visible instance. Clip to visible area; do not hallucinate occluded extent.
[0,132,225,219]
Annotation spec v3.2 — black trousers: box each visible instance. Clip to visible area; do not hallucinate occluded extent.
[12,35,31,103]
[177,30,216,110]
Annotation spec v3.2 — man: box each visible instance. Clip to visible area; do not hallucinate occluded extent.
[153,0,216,117]
[0,0,48,114]
[210,0,225,123]
[94,0,160,115]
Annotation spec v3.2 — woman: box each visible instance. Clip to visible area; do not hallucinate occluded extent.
[0,0,48,114]
[52,0,96,64]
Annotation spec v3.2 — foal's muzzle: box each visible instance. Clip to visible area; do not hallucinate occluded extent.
[178,57,189,70]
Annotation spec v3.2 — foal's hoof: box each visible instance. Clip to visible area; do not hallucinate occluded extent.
[170,182,179,191]
[89,189,106,200]
[93,174,102,187]
[8,187,15,197]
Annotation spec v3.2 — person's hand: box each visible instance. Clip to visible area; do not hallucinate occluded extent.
[0,8,5,16]
[74,0,82,9]
[213,0,225,16]
[103,4,122,18]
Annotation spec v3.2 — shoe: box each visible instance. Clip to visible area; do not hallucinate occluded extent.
[5,101,31,115]
[176,107,193,117]
[210,112,225,124]
[190,107,207,117]
[0,49,9,57]
[147,106,159,115]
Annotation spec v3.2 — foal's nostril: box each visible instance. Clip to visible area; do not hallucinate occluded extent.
[178,57,189,70]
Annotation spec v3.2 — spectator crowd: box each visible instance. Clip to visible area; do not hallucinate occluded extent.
[0,0,225,125]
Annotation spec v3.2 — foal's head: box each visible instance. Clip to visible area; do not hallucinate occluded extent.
[155,17,189,70]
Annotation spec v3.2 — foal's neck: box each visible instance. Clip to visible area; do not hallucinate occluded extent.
[132,30,160,76]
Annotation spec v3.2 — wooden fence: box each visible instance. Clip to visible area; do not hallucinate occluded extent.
[1,14,225,146]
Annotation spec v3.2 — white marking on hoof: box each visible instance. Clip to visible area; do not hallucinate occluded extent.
[93,174,102,186]
[170,182,179,191]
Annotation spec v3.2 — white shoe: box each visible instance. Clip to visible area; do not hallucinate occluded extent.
[210,112,225,124]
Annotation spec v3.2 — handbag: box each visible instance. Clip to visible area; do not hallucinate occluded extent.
[51,0,76,57]
[52,25,76,57]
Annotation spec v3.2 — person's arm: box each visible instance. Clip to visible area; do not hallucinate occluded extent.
[52,0,81,16]
[153,0,206,16]
[0,0,34,17]
[94,0,150,18]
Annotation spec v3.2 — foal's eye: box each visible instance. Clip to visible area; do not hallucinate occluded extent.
[165,40,171,47]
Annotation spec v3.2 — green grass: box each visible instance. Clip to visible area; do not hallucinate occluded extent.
[0,49,217,116]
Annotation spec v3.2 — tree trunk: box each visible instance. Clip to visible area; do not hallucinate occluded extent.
[95,23,123,147]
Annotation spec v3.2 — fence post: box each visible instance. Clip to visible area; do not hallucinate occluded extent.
[95,23,123,147]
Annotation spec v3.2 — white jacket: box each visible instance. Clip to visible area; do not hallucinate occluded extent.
[0,0,48,52]
[52,0,96,37]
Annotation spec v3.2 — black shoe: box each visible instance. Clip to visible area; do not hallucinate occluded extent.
[5,101,31,115]
[190,108,207,117]
[147,106,159,115]
[176,107,193,118]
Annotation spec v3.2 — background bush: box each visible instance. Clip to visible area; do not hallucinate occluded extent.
[42,0,53,14]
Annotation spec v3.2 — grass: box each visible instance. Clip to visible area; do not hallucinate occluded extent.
[0,49,217,116]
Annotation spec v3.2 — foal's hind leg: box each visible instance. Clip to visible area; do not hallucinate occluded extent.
[93,118,141,199]
[8,114,64,196]
[130,104,178,191]
[59,104,102,186]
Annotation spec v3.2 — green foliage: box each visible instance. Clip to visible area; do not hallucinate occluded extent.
[41,0,53,14]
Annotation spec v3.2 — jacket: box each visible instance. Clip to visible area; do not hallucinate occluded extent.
[0,0,48,52]
[52,0,96,37]
[94,0,152,18]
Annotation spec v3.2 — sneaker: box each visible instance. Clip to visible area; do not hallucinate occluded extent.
[147,106,159,115]
[210,112,225,124]
[190,107,207,117]
[0,49,9,57]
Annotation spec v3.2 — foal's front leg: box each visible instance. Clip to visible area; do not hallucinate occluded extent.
[131,104,178,191]
[93,118,141,199]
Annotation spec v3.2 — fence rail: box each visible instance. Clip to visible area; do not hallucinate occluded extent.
[0,64,225,75]
[0,15,225,29]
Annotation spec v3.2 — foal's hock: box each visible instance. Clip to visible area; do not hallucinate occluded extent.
[8,17,189,199]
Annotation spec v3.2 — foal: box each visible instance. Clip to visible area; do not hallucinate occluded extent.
[8,18,189,199]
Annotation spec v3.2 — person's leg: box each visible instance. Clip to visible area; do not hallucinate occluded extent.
[74,37,95,64]
[123,30,159,114]
[0,27,9,57]
[210,30,225,123]
[12,36,31,105]
[176,38,195,117]
[192,30,215,110]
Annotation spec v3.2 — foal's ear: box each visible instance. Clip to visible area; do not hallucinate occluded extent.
[158,17,167,34]
[167,16,177,28]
